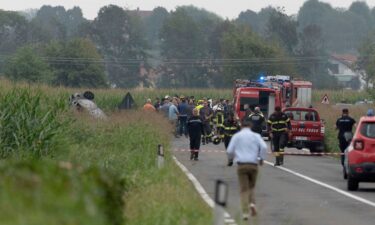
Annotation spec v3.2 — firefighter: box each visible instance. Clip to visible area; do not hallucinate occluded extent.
[223,112,240,149]
[248,106,265,135]
[200,100,214,144]
[213,104,225,139]
[187,108,204,161]
[267,106,291,166]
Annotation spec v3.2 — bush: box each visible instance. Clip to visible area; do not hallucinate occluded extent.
[0,160,124,225]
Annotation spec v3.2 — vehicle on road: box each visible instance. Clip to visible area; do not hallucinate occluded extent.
[232,76,313,138]
[233,79,281,137]
[344,115,375,191]
[283,107,325,152]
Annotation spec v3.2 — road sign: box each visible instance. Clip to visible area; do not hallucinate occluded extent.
[321,94,330,104]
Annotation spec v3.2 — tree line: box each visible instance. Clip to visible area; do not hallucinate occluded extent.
[1,0,375,89]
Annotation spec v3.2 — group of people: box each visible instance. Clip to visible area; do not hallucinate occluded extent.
[144,95,363,221]
[143,95,237,159]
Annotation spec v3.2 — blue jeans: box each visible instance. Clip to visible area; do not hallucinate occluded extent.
[179,116,188,136]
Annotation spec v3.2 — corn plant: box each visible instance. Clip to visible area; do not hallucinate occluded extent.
[0,88,71,158]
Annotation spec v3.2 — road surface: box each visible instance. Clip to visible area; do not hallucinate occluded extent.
[172,137,375,225]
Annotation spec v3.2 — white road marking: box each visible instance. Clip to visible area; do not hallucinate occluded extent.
[173,156,237,225]
[264,160,375,208]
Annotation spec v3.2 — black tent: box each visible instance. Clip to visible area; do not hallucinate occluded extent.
[118,92,136,110]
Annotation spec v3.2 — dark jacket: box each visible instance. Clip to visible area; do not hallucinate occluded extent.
[187,116,204,137]
[267,111,291,133]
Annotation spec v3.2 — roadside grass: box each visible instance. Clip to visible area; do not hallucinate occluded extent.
[314,103,373,153]
[0,159,124,225]
[0,82,212,225]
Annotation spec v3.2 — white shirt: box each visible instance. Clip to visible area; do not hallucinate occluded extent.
[227,128,267,164]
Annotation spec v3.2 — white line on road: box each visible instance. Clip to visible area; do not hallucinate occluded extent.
[264,160,375,208]
[173,156,238,225]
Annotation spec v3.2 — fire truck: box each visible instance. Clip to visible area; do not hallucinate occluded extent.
[266,75,312,108]
[232,75,319,143]
[233,79,282,136]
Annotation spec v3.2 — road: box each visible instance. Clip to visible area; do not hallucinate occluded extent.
[172,137,375,225]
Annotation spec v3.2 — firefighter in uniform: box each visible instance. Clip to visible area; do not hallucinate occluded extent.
[213,104,225,140]
[200,100,214,144]
[248,106,265,135]
[267,106,291,166]
[223,112,240,151]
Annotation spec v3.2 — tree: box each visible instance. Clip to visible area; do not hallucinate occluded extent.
[265,8,298,54]
[220,25,295,86]
[144,7,169,47]
[295,24,338,89]
[44,38,108,88]
[236,10,260,32]
[30,5,86,43]
[357,32,375,89]
[159,7,209,87]
[88,5,148,88]
[0,10,28,54]
[4,46,53,83]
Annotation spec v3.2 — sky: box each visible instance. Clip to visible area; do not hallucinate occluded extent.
[1,0,375,19]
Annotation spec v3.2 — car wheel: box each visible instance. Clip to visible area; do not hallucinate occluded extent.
[347,177,359,191]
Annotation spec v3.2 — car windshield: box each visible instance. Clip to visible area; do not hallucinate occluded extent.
[360,122,375,138]
[284,110,318,121]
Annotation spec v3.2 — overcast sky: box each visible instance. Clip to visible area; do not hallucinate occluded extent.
[1,0,375,19]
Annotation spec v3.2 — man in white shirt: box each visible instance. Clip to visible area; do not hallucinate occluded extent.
[227,119,267,220]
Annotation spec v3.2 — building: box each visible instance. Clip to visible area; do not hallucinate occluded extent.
[328,53,365,90]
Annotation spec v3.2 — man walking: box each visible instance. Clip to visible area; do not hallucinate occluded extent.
[336,108,356,169]
[227,119,267,220]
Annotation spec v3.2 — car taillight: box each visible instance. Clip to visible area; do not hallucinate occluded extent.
[353,139,364,150]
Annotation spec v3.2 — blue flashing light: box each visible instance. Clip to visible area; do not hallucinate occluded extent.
[259,76,265,81]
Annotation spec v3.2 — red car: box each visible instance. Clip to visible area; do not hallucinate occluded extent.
[283,107,325,152]
[344,115,375,191]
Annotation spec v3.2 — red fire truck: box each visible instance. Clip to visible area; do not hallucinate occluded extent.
[233,79,283,136]
[233,76,319,143]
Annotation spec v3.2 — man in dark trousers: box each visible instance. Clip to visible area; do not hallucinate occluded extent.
[267,106,291,166]
[223,112,240,149]
[187,108,204,161]
[227,119,267,220]
[248,106,265,135]
[336,108,356,168]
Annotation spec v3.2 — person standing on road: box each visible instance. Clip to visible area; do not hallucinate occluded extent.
[187,108,204,161]
[267,106,291,166]
[200,100,214,145]
[248,106,265,135]
[178,96,189,137]
[223,112,240,149]
[227,119,267,220]
[336,108,356,169]
[169,99,180,137]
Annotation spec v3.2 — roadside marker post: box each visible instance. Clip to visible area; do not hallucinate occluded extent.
[213,180,228,225]
[157,144,164,169]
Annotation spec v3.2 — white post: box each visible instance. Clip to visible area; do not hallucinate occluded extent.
[157,144,164,169]
[213,180,228,225]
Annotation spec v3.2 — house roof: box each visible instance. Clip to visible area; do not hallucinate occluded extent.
[330,53,358,67]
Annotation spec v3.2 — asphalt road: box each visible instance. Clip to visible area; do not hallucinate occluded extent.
[172,137,375,225]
